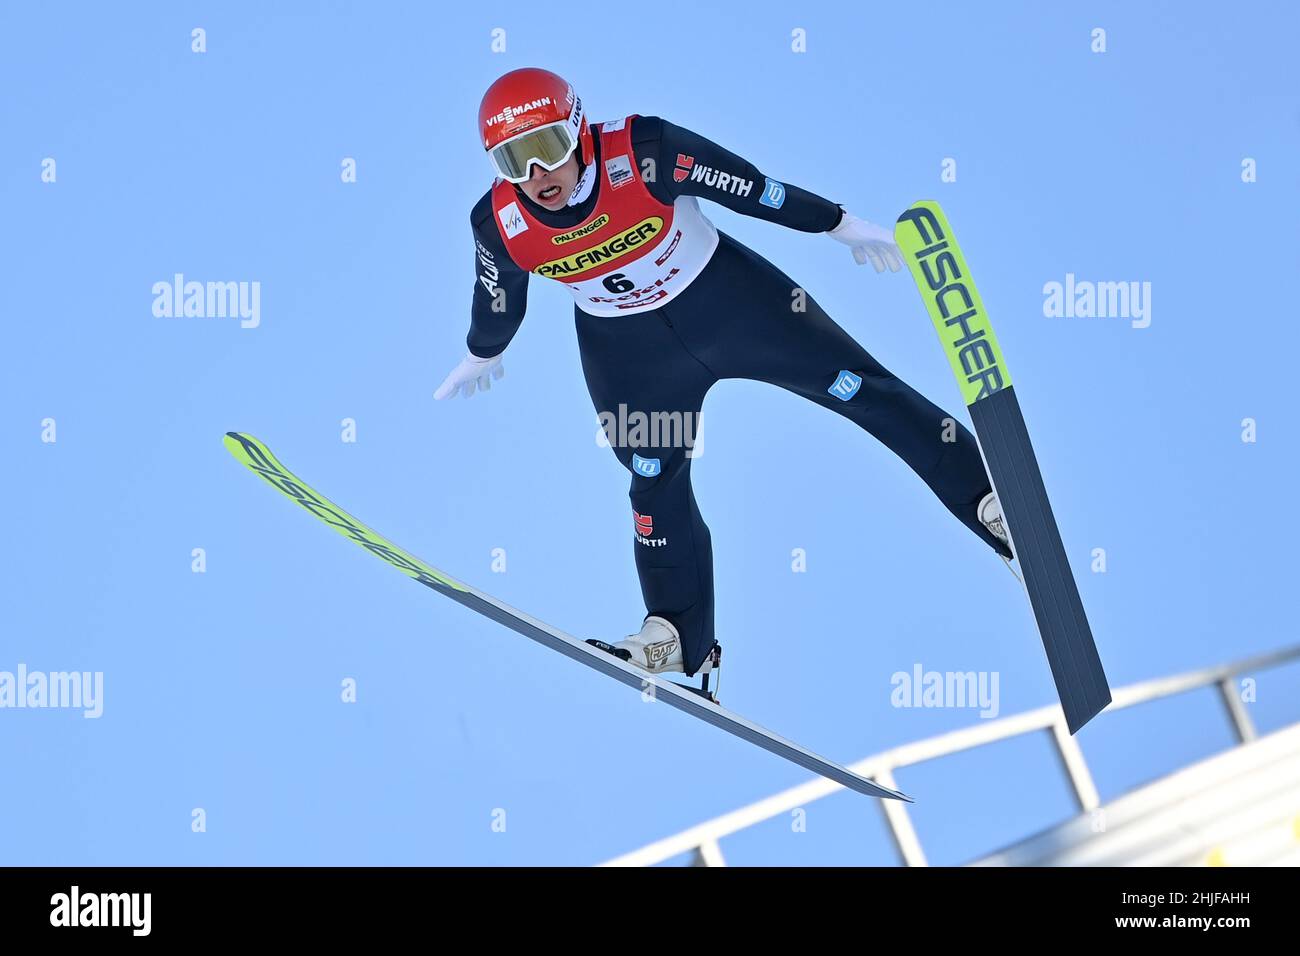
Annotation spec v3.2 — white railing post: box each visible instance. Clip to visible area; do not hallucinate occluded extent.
[876,768,928,867]
[602,644,1300,866]
[690,840,727,867]
[1049,718,1101,811]
[1218,677,1257,744]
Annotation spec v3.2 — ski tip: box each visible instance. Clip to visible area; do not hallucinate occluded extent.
[223,432,249,459]
[224,432,269,459]
[224,432,283,474]
[895,199,939,226]
[893,200,949,259]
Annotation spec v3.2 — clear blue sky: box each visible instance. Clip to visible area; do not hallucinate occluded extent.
[2,1,1297,866]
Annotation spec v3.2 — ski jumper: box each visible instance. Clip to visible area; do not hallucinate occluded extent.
[466,116,1008,676]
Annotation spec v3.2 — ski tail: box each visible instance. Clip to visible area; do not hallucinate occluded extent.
[893,202,1111,734]
[969,389,1111,733]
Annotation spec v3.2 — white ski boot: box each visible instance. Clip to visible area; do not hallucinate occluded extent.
[978,491,1011,553]
[979,491,1024,582]
[585,617,723,703]
[612,615,685,674]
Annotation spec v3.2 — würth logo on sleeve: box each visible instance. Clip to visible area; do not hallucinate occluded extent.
[685,162,753,197]
[673,154,694,183]
[633,510,667,547]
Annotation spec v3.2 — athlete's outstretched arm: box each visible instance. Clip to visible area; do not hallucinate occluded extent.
[466,194,530,358]
[434,196,531,400]
[631,116,901,271]
[632,116,841,230]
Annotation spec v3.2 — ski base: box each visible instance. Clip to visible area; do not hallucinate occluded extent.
[971,386,1111,733]
[585,639,721,705]
[224,431,911,802]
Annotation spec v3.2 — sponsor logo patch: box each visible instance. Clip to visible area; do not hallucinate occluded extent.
[686,162,753,197]
[760,178,787,209]
[534,217,664,278]
[632,454,661,477]
[475,239,500,295]
[587,268,682,310]
[553,214,610,245]
[673,154,694,183]
[654,230,682,267]
[484,97,554,129]
[605,154,635,189]
[619,289,669,310]
[644,638,678,664]
[633,509,668,546]
[828,370,863,401]
[498,201,528,239]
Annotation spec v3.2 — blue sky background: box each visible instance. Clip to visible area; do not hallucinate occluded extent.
[2,1,1297,866]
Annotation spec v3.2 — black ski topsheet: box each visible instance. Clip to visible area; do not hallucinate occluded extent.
[970,388,1111,733]
[894,201,1111,734]
[223,432,911,802]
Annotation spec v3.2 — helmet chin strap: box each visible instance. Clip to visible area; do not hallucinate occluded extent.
[567,159,596,205]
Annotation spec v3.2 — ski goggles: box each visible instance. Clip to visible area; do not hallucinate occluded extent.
[488,120,579,183]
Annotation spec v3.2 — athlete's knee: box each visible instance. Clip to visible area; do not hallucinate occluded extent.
[821,362,905,412]
[616,444,692,487]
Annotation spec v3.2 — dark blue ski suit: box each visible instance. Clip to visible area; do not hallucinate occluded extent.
[464,116,1007,675]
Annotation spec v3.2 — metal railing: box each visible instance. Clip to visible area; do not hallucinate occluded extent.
[600,644,1300,867]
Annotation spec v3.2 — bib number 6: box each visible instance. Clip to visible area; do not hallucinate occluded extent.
[602,274,635,294]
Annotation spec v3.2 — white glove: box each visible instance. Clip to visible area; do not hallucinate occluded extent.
[828,210,904,273]
[434,350,505,400]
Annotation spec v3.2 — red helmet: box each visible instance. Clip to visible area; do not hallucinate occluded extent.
[478,68,595,183]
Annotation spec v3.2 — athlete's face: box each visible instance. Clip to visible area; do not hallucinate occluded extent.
[519,154,580,210]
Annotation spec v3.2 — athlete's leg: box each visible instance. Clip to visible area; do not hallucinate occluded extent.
[575,307,720,675]
[679,235,1008,557]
